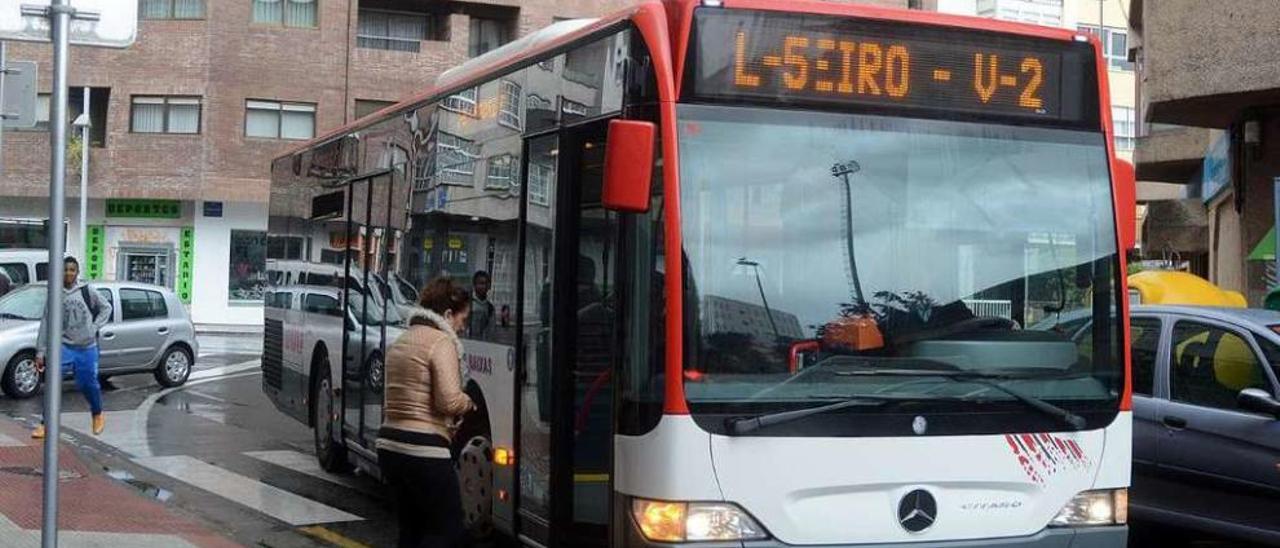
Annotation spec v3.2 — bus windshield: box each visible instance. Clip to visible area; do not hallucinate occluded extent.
[678,104,1122,435]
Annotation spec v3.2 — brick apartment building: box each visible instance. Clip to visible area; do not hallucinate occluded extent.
[0,0,636,326]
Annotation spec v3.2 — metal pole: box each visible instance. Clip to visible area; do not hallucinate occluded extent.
[0,41,7,174]
[79,87,87,261]
[1273,178,1280,289]
[751,264,780,342]
[42,2,72,546]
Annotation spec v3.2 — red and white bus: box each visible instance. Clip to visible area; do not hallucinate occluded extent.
[263,0,1137,545]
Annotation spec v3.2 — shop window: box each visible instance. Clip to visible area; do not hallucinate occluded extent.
[229,230,268,303]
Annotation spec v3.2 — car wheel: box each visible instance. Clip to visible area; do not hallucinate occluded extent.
[1,351,39,399]
[312,357,349,473]
[153,346,192,388]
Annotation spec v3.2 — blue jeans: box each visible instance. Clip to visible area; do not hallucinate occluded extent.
[64,344,102,415]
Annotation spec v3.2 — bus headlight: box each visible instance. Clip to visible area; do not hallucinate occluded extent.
[631,499,768,542]
[1050,489,1127,526]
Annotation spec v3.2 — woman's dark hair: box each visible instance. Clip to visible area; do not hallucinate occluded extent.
[419,277,470,315]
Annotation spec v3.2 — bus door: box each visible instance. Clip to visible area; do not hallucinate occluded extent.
[517,122,620,547]
[340,170,397,453]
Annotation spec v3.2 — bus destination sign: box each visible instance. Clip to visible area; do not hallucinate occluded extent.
[690,10,1097,124]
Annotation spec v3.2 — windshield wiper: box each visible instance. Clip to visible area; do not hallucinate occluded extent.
[725,393,953,435]
[0,312,34,321]
[836,368,1087,430]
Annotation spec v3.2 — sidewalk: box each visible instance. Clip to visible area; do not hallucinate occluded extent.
[0,417,241,548]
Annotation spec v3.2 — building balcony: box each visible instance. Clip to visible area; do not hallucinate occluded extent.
[1134,0,1280,127]
[1133,126,1213,184]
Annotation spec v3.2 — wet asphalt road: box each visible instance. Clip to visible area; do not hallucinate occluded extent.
[0,333,1263,548]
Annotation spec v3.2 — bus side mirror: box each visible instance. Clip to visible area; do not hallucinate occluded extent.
[1114,158,1136,250]
[602,119,656,213]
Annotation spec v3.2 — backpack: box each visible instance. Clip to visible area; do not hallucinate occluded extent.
[79,285,100,318]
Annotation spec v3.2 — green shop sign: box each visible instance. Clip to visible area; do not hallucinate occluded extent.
[105,199,182,219]
[178,227,194,304]
[84,225,104,280]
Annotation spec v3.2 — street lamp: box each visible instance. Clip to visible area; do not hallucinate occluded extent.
[736,257,781,342]
[71,108,89,263]
[830,160,866,308]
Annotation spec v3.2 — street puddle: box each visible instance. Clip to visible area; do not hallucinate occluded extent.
[105,467,173,502]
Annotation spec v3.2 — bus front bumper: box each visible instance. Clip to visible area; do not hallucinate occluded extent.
[624,525,1127,548]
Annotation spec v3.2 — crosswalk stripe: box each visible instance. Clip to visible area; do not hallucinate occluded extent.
[244,450,365,491]
[134,455,362,526]
[0,431,23,447]
[64,411,150,456]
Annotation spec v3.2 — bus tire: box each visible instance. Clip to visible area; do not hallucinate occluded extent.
[312,355,349,473]
[455,391,493,540]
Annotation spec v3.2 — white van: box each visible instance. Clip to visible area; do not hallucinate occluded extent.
[0,249,57,288]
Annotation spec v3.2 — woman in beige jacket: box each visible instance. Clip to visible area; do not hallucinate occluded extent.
[377,277,475,548]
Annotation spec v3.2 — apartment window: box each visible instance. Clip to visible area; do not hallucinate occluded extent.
[1113,106,1135,151]
[528,162,552,206]
[982,0,1063,27]
[131,96,201,134]
[354,99,395,119]
[31,88,110,146]
[442,87,477,116]
[1078,25,1133,71]
[252,0,317,28]
[498,80,521,130]
[140,0,204,19]
[486,154,515,190]
[358,9,439,52]
[246,100,315,140]
[469,16,511,57]
[437,132,479,185]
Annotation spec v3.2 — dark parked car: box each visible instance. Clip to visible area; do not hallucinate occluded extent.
[1129,305,1280,545]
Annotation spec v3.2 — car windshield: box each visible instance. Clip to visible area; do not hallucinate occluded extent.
[0,286,44,320]
[346,288,400,326]
[678,104,1122,435]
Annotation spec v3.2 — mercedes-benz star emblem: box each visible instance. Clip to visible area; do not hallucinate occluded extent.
[898,489,938,533]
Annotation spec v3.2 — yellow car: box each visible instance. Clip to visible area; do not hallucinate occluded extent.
[1128,270,1247,308]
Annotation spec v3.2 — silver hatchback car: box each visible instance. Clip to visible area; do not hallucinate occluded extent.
[0,281,198,399]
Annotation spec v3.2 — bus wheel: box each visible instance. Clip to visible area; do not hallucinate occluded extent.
[312,361,349,473]
[458,433,494,539]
